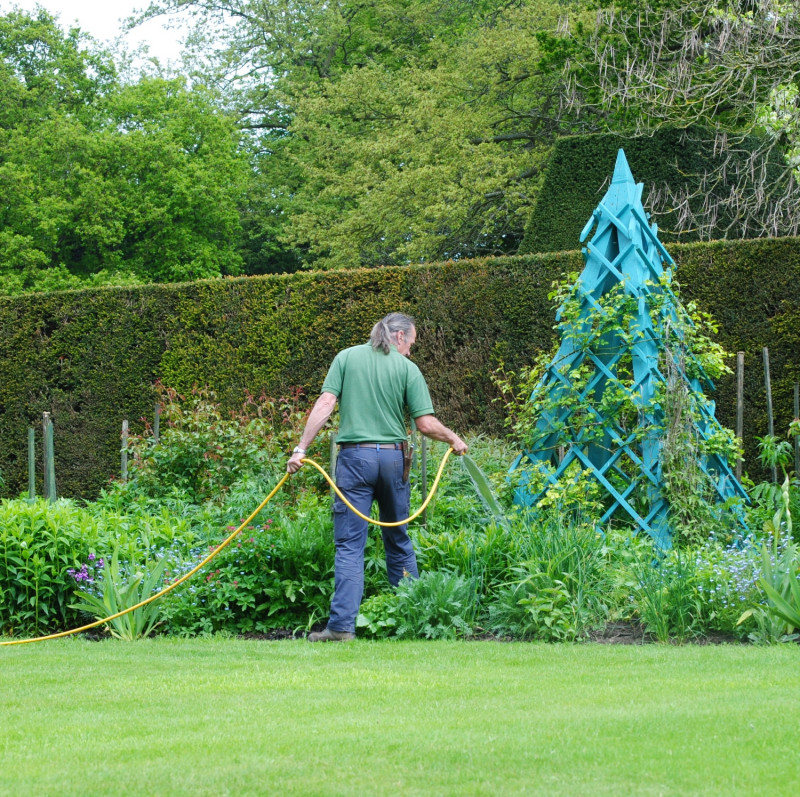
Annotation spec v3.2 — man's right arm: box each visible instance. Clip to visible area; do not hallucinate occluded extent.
[414,414,468,455]
[286,392,338,473]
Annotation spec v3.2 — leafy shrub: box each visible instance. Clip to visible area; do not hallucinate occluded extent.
[691,536,762,637]
[488,510,610,641]
[738,536,800,644]
[489,576,586,642]
[70,548,167,640]
[415,522,509,601]
[0,499,104,635]
[159,496,336,636]
[392,570,477,640]
[759,554,800,637]
[107,384,308,507]
[627,544,704,643]
[356,592,400,639]
[411,436,514,600]
[0,496,203,636]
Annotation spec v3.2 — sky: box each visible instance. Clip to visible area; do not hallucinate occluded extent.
[4,1,190,64]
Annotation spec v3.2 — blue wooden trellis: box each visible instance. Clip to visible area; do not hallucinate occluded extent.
[511,149,748,547]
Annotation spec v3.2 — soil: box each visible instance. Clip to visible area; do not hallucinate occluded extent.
[69,619,750,644]
[587,621,746,645]
[236,621,749,644]
[239,629,306,641]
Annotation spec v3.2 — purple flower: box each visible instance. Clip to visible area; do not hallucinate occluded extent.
[88,553,96,561]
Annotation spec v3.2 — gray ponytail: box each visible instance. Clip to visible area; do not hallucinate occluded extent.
[369,312,415,355]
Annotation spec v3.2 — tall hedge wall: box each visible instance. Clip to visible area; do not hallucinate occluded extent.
[1,238,798,499]
[519,129,787,255]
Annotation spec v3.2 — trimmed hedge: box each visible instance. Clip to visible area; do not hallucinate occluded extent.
[674,237,800,479]
[0,238,798,499]
[519,129,788,255]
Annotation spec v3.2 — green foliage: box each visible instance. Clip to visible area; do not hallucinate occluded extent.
[412,437,517,601]
[415,521,510,604]
[487,511,610,641]
[627,545,704,643]
[460,454,509,530]
[0,496,206,637]
[128,2,800,267]
[0,498,103,635]
[0,8,265,295]
[748,422,800,540]
[491,578,583,642]
[159,499,336,636]
[356,592,400,639]
[690,537,763,637]
[143,0,586,267]
[760,566,800,634]
[70,548,167,640]
[738,535,800,643]
[109,385,304,506]
[4,426,800,645]
[392,570,477,640]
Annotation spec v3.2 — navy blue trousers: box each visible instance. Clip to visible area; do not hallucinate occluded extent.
[328,446,418,632]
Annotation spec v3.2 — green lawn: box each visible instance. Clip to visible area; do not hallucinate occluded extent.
[1,639,798,796]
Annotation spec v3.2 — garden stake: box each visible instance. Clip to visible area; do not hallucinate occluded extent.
[27,427,35,503]
[121,420,129,482]
[795,383,799,478]
[0,449,454,646]
[763,347,777,483]
[736,351,744,481]
[43,412,56,502]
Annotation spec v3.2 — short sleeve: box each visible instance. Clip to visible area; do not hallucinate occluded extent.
[406,365,435,418]
[321,351,346,397]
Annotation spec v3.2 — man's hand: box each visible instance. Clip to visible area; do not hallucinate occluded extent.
[287,451,305,474]
[450,435,469,456]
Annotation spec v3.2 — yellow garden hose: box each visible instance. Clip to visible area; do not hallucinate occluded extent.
[306,447,453,527]
[0,448,453,647]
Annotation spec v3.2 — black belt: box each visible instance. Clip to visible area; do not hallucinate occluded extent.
[338,442,402,450]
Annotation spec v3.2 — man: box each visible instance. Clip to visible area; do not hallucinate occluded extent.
[286,312,468,642]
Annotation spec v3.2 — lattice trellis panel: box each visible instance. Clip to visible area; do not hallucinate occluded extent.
[512,150,747,547]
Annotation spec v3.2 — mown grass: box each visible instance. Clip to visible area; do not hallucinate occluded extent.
[1,638,798,796]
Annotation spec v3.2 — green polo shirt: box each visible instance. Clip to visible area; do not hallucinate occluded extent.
[321,344,435,443]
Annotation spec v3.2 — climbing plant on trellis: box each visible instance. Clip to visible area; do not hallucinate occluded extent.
[510,150,747,547]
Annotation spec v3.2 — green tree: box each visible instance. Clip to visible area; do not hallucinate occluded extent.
[143,0,586,267]
[0,7,259,294]
[143,0,800,266]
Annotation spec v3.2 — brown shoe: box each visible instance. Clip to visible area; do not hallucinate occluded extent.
[307,628,355,642]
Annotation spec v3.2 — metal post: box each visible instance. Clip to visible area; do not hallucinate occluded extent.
[42,412,56,502]
[329,434,337,498]
[121,420,129,483]
[28,428,35,502]
[420,435,428,526]
[736,352,744,481]
[763,347,777,483]
[154,403,161,444]
[794,382,799,477]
